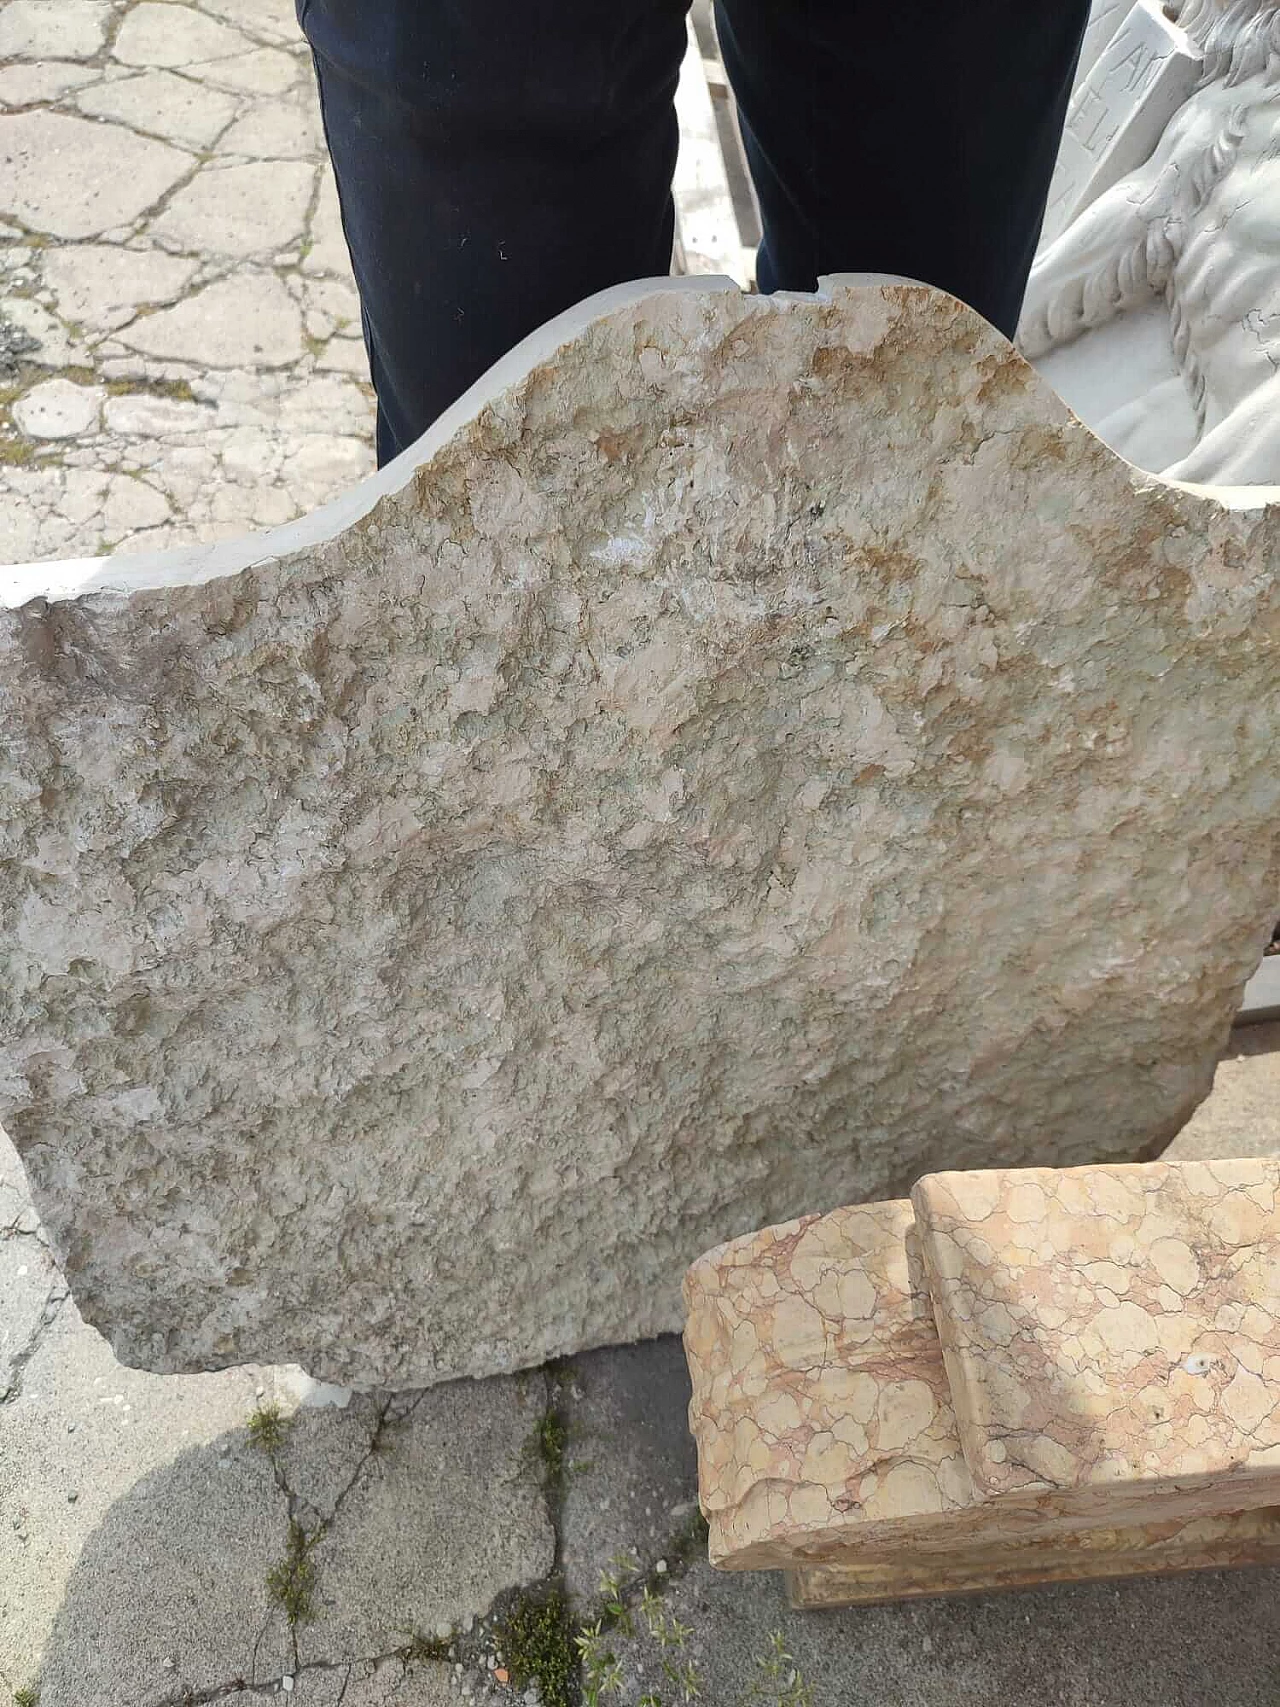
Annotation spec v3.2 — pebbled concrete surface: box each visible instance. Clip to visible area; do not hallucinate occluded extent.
[557,1339,701,1611]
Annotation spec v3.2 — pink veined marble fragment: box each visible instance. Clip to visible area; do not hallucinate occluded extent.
[684,1157,1280,1597]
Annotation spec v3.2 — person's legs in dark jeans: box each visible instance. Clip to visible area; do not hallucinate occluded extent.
[715,0,1091,340]
[297,0,690,464]
[299,0,1089,465]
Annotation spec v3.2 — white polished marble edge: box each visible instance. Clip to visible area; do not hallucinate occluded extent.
[3,270,1277,609]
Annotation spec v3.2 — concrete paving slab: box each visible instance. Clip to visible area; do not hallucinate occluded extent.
[195,42,305,96]
[0,60,101,103]
[111,2,254,69]
[0,1271,293,1699]
[41,242,200,331]
[288,1656,458,1704]
[558,1340,701,1611]
[605,1553,1280,1707]
[117,270,306,365]
[0,108,192,239]
[1166,1020,1280,1161]
[0,0,374,562]
[0,1,111,61]
[299,1375,557,1666]
[76,64,242,147]
[31,1430,289,1707]
[201,0,301,46]
[218,90,325,158]
[149,157,315,256]
[0,1229,64,1404]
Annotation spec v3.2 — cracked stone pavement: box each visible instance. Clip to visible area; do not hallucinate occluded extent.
[2,1031,1280,1707]
[0,0,375,566]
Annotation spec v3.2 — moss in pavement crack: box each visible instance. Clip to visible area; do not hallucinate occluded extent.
[500,1589,579,1707]
[266,1517,320,1629]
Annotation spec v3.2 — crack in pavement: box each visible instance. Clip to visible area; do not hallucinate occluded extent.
[1,1281,70,1406]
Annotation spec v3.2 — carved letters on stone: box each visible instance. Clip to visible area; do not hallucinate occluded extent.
[1041,0,1201,246]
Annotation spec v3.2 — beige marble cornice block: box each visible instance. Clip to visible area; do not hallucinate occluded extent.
[683,1158,1280,1603]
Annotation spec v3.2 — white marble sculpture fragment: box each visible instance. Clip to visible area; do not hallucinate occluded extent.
[1041,0,1202,248]
[1,276,1278,1390]
[1024,0,1280,484]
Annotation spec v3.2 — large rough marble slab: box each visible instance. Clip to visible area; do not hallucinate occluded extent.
[2,275,1280,1389]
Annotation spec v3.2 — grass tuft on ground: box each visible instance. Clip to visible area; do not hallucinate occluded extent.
[247,1400,289,1454]
[266,1518,318,1627]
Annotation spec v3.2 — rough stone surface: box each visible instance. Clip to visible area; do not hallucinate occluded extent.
[2,278,1279,1390]
[4,1029,1280,1704]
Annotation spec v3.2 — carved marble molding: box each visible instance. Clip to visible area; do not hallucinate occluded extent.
[683,1158,1280,1605]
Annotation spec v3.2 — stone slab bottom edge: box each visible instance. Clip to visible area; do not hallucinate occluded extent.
[1236,956,1280,1025]
[785,1506,1280,1608]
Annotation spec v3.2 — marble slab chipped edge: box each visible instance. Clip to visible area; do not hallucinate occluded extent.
[5,271,1279,607]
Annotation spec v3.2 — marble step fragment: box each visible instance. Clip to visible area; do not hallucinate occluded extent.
[2,276,1279,1391]
[788,1506,1280,1608]
[683,1157,1280,1605]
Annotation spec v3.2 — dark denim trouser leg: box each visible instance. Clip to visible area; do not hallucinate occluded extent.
[715,0,1091,340]
[298,0,690,464]
[299,0,1088,464]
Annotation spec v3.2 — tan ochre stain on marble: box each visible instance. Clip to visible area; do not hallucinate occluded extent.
[684,1159,1280,1580]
